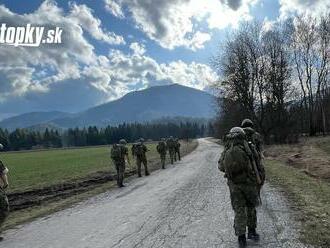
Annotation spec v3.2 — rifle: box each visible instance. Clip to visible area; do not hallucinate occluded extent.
[246,141,263,205]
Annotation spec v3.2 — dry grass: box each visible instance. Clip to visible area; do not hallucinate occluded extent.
[264,136,330,247]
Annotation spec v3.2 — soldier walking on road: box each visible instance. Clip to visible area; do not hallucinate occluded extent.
[174,138,181,161]
[0,144,9,242]
[135,138,150,177]
[157,138,167,169]
[110,139,130,187]
[218,127,263,247]
[166,136,176,164]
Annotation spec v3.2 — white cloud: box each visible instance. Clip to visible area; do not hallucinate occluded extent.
[0,0,218,114]
[69,2,125,45]
[104,0,258,50]
[279,0,330,19]
[129,42,146,55]
[104,0,125,18]
[0,0,125,103]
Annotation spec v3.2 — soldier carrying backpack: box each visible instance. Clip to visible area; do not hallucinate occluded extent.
[135,138,149,177]
[218,127,264,247]
[111,139,130,187]
[157,138,167,169]
[166,136,176,164]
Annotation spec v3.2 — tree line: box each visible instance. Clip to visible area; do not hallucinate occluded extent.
[0,122,214,151]
[213,13,330,143]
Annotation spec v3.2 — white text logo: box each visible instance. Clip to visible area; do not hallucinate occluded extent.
[0,24,63,47]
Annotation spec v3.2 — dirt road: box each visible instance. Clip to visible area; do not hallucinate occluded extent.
[3,139,310,248]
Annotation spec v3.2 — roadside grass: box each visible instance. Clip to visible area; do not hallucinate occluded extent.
[1,144,154,193]
[265,137,330,248]
[1,140,198,230]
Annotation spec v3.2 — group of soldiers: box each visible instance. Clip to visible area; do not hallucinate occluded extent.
[110,136,181,188]
[218,118,265,247]
[0,120,264,246]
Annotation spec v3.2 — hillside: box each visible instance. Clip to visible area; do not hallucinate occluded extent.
[0,84,215,129]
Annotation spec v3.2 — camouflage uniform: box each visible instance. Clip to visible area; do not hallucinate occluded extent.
[166,137,176,164]
[135,139,149,177]
[156,139,167,169]
[218,127,260,247]
[111,140,129,187]
[0,158,9,239]
[174,139,181,161]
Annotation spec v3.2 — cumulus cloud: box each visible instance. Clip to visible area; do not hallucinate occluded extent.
[0,0,125,105]
[104,0,125,18]
[69,3,125,45]
[0,0,217,116]
[279,0,330,19]
[104,0,257,50]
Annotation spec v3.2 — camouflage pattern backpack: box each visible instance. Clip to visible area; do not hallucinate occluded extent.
[219,128,256,184]
[111,144,124,161]
[135,143,145,156]
[157,141,166,153]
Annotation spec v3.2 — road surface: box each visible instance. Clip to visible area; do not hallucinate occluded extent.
[3,139,310,248]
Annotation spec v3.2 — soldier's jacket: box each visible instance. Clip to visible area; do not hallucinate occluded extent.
[243,127,265,184]
[218,133,257,185]
[135,143,147,159]
[243,127,263,156]
[156,141,167,155]
[166,139,175,151]
[111,144,128,164]
[0,160,9,214]
[175,140,180,150]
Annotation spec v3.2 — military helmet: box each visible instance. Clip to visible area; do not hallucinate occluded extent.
[139,138,144,142]
[169,136,173,139]
[0,144,3,150]
[119,139,127,145]
[241,119,254,128]
[161,138,165,141]
[229,127,245,135]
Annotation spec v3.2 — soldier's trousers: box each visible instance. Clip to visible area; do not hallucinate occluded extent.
[169,150,175,164]
[175,149,181,161]
[0,189,9,233]
[227,181,259,236]
[160,154,166,169]
[115,162,125,187]
[136,157,149,176]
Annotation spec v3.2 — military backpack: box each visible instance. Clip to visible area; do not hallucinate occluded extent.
[111,144,124,161]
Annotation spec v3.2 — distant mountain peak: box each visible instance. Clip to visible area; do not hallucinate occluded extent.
[0,84,215,130]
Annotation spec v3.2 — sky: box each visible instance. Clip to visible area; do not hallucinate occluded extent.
[0,0,328,119]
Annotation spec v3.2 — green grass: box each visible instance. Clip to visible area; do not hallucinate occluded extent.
[265,160,330,247]
[314,136,330,154]
[0,144,155,192]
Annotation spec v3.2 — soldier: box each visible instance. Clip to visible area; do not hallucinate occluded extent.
[0,144,9,242]
[241,118,266,199]
[241,119,263,157]
[166,136,176,164]
[174,138,181,161]
[218,127,261,247]
[110,139,130,187]
[135,138,149,177]
[156,138,167,169]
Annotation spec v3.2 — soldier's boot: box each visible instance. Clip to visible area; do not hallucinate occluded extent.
[0,237,3,242]
[238,235,247,247]
[162,160,165,169]
[247,228,260,241]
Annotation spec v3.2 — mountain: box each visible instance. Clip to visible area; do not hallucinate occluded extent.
[0,84,215,130]
[0,111,70,131]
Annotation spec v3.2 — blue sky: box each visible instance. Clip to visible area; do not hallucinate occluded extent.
[0,0,327,119]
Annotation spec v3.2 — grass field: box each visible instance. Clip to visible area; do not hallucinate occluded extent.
[265,136,330,248]
[0,142,188,193]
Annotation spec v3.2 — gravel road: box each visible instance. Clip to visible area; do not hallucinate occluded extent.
[2,139,311,248]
